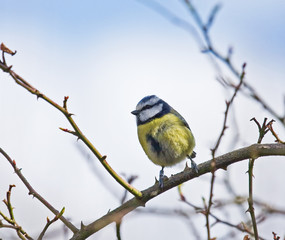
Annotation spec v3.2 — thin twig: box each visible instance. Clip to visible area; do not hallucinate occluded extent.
[209,213,266,240]
[181,1,285,126]
[136,0,203,48]
[115,174,138,240]
[246,118,276,240]
[6,185,16,222]
[179,184,267,239]
[211,63,246,153]
[0,148,78,233]
[37,208,65,240]
[138,1,285,126]
[247,158,259,240]
[0,45,142,199]
[250,118,274,144]
[0,185,33,240]
[204,63,246,239]
[267,122,285,144]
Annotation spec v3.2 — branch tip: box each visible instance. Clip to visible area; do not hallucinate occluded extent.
[251,117,277,143]
[63,96,69,109]
[55,207,65,220]
[1,43,17,56]
[272,232,280,240]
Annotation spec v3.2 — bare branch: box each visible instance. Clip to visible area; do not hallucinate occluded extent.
[267,122,285,144]
[182,1,285,126]
[204,63,246,239]
[250,118,274,144]
[247,157,259,240]
[0,185,33,240]
[0,45,142,198]
[209,213,266,240]
[138,2,285,126]
[246,118,276,239]
[0,148,78,233]
[37,208,65,240]
[136,0,203,48]
[70,143,285,240]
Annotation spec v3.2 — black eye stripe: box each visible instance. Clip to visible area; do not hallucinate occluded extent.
[141,104,154,110]
[141,99,164,111]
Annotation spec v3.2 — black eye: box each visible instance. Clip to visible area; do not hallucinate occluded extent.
[142,104,153,110]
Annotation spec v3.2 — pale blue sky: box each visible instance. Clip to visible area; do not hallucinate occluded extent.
[1,1,285,239]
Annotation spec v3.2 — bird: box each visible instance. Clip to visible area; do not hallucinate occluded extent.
[131,95,198,188]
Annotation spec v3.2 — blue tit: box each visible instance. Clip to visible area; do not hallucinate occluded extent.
[131,95,198,188]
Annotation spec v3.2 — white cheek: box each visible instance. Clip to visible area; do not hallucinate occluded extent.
[139,104,163,122]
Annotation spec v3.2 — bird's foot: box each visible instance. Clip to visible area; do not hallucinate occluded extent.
[187,153,199,173]
[190,158,199,173]
[159,167,165,189]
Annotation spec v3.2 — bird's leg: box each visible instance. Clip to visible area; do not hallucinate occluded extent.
[187,154,199,173]
[190,159,199,173]
[159,166,165,188]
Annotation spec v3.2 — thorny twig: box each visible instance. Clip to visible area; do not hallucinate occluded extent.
[116,174,138,240]
[209,214,266,240]
[211,63,246,154]
[138,1,285,126]
[247,117,277,240]
[250,118,275,144]
[178,186,268,240]
[247,157,258,240]
[0,43,142,199]
[0,185,32,240]
[38,208,65,240]
[267,122,285,144]
[0,148,78,233]
[246,118,284,240]
[204,63,246,239]
[181,0,285,126]
[272,232,280,240]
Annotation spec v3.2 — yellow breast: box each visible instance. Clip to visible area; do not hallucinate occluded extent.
[137,113,195,167]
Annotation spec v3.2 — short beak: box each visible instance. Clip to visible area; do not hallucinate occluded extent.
[131,110,140,115]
